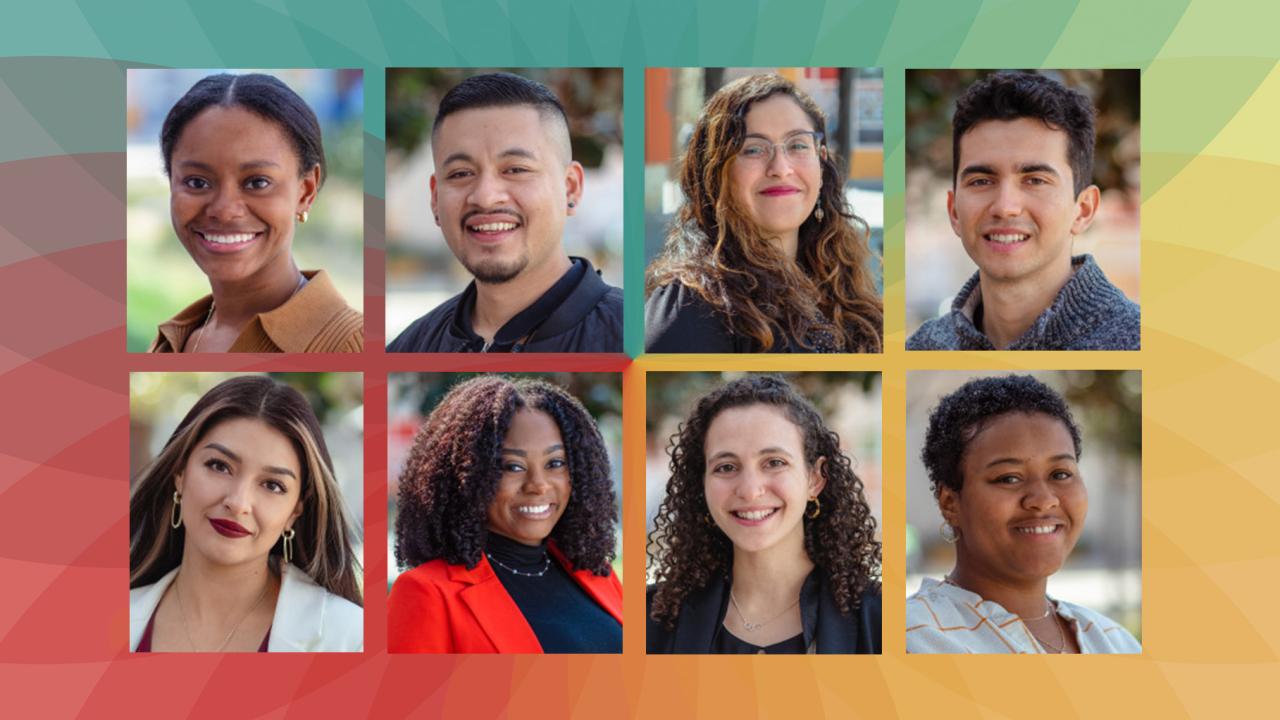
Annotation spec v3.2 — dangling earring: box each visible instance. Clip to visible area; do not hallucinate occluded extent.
[940,521,958,543]
[282,528,296,564]
[806,496,822,520]
[814,204,825,222]
[297,210,309,224]
[170,491,183,529]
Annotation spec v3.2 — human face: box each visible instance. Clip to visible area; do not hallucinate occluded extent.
[728,95,824,258]
[431,106,583,285]
[703,404,825,556]
[949,117,1099,286]
[939,412,1087,585]
[169,106,319,285]
[175,416,303,568]
[486,408,571,546]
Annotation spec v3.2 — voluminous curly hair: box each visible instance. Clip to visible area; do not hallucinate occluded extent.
[395,376,617,575]
[647,375,881,629]
[645,73,883,352]
[922,375,1083,500]
[952,71,1096,196]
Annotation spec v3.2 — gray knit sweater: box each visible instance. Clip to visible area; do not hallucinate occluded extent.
[906,255,1139,351]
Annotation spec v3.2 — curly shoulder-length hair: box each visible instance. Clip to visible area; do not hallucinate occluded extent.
[129,375,362,606]
[395,376,617,575]
[647,375,881,629]
[645,73,883,352]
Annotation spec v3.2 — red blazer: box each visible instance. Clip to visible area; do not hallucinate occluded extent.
[387,544,623,653]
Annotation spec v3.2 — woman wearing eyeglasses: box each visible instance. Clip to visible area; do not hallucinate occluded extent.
[644,73,883,353]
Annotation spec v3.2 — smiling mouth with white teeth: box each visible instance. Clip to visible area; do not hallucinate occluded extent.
[467,221,521,235]
[1015,524,1062,535]
[985,232,1030,244]
[515,504,552,517]
[199,231,261,245]
[732,508,779,521]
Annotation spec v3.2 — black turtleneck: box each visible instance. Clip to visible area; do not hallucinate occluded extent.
[485,533,621,653]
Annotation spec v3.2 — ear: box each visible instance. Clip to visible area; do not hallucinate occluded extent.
[808,456,828,498]
[288,498,304,528]
[937,485,961,528]
[564,161,585,216]
[174,471,184,495]
[946,188,961,237]
[1070,184,1101,235]
[296,163,321,216]
[429,174,439,226]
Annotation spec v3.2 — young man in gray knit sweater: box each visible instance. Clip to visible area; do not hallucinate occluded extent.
[907,72,1139,351]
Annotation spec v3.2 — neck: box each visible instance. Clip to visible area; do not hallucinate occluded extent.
[771,230,799,262]
[730,533,813,605]
[471,255,572,343]
[947,555,1050,619]
[208,258,304,329]
[976,260,1074,349]
[173,549,276,623]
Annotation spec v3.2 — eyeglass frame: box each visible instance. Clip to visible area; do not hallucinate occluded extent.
[735,131,826,164]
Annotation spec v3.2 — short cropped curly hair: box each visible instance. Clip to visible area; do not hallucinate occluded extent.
[647,375,881,629]
[922,375,1083,500]
[395,376,617,575]
[953,71,1096,195]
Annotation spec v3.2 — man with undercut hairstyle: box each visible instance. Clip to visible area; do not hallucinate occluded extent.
[907,71,1139,351]
[388,72,623,353]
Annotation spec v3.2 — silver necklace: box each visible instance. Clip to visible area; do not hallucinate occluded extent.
[189,273,307,353]
[486,551,551,577]
[728,588,800,633]
[174,573,270,652]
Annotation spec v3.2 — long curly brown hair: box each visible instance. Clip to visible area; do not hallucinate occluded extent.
[647,375,881,629]
[645,74,883,352]
[395,376,617,575]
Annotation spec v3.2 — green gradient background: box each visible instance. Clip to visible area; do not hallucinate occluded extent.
[3,1,1278,717]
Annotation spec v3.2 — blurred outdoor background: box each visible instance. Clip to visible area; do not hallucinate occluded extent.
[905,370,1142,640]
[129,372,365,587]
[644,67,884,289]
[905,69,1140,335]
[126,69,365,352]
[386,373,623,590]
[645,371,882,582]
[384,68,624,341]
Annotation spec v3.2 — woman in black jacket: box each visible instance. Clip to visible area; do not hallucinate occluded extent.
[646,375,881,653]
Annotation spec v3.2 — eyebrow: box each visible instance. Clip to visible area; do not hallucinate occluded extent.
[984,453,1076,468]
[203,442,298,479]
[176,160,282,172]
[959,162,1062,178]
[440,147,539,166]
[743,130,814,142]
[500,444,565,457]
[706,446,794,463]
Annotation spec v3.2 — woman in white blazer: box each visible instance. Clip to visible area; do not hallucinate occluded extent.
[129,376,362,652]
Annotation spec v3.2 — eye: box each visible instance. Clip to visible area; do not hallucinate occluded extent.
[712,462,738,474]
[764,457,788,469]
[993,474,1020,485]
[446,169,474,180]
[501,460,527,473]
[966,177,993,187]
[546,457,567,470]
[263,479,288,494]
[244,176,272,190]
[740,144,767,158]
[787,140,812,152]
[1025,176,1050,185]
[183,177,210,190]
[1051,470,1074,481]
[204,458,231,474]
[504,166,532,175]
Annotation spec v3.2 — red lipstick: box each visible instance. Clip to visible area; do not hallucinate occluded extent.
[209,518,251,538]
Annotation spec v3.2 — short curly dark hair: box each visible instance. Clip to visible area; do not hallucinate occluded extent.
[922,375,1083,500]
[647,375,881,629]
[953,71,1096,195]
[395,376,617,575]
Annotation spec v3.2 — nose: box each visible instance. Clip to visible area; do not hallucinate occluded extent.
[765,145,795,176]
[206,184,248,222]
[989,179,1025,218]
[222,478,253,515]
[1021,477,1060,512]
[734,467,767,501]
[521,466,552,494]
[468,168,512,209]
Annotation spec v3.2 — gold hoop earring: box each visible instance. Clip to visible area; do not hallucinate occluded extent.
[282,528,296,564]
[170,491,183,529]
[806,496,822,520]
[296,210,309,224]
[940,521,958,544]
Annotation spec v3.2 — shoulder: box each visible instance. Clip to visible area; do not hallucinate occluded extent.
[905,579,977,653]
[644,283,735,353]
[391,558,460,592]
[1061,255,1140,350]
[312,305,364,353]
[387,295,463,353]
[644,583,675,652]
[1055,599,1142,653]
[907,315,960,350]
[276,565,364,651]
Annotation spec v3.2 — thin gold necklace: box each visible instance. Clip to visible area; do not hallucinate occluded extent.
[189,273,307,353]
[174,573,270,652]
[729,588,801,633]
[1028,613,1068,653]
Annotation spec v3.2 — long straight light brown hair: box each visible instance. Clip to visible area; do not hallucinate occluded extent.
[646,73,883,352]
[129,375,362,606]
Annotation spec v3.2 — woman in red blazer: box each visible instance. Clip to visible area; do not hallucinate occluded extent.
[389,376,622,653]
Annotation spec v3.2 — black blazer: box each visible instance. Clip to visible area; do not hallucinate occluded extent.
[646,571,881,654]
